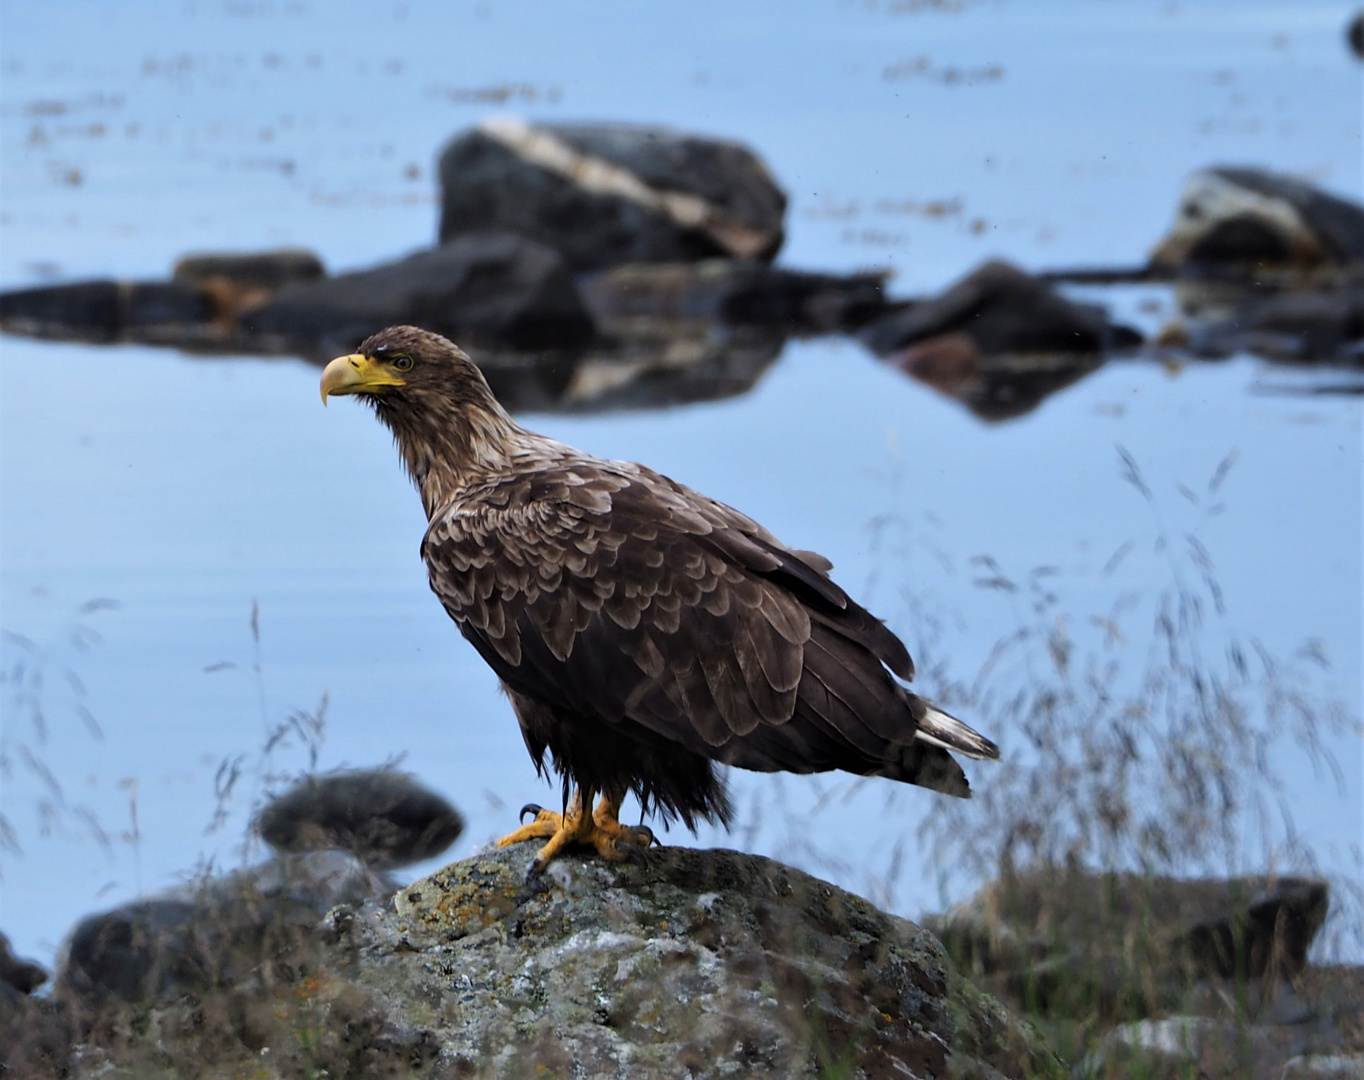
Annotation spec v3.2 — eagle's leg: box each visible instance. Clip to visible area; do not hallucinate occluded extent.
[494,785,652,869]
[591,789,656,852]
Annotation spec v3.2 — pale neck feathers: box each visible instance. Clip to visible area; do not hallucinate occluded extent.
[376,392,566,518]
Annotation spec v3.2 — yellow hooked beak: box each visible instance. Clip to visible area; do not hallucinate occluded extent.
[319,353,407,404]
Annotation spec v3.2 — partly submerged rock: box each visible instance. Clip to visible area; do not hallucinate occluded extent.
[254,768,464,869]
[1172,277,1364,363]
[244,232,595,355]
[438,119,787,271]
[34,845,1060,1080]
[580,259,888,334]
[1151,168,1364,273]
[172,248,326,291]
[862,260,1138,358]
[860,261,1137,419]
[0,280,214,344]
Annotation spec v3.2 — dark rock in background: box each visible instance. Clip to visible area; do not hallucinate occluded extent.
[862,260,1139,357]
[927,867,1329,1013]
[172,248,326,291]
[861,260,1138,419]
[0,933,47,996]
[438,119,786,271]
[244,232,595,354]
[1152,167,1364,273]
[924,867,1357,1079]
[1351,11,1364,60]
[0,280,213,344]
[580,259,888,334]
[254,768,464,870]
[57,850,388,1009]
[1160,274,1364,365]
[481,330,788,415]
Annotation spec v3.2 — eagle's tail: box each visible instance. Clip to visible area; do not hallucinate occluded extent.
[913,701,1000,761]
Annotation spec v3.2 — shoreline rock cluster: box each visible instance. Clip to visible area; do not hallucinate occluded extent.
[3,769,1360,1078]
[928,866,1364,1079]
[2,120,1359,420]
[5,843,1063,1080]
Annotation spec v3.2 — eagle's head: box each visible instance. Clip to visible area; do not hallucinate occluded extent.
[319,325,494,413]
[320,325,518,512]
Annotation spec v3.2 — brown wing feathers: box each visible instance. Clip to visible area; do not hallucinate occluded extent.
[425,463,968,799]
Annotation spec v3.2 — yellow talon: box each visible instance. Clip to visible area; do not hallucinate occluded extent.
[495,788,653,870]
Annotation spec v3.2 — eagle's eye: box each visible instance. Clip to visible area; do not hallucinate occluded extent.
[392,354,414,372]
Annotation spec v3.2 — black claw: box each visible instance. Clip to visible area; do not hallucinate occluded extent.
[519,803,544,823]
[635,825,657,848]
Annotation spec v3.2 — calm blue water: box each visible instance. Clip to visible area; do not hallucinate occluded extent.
[1,0,1360,971]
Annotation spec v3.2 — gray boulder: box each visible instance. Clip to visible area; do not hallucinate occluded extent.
[37,846,1060,1080]
[1075,1015,1285,1080]
[438,120,786,271]
[57,850,389,1009]
[1152,168,1364,271]
[244,232,595,355]
[254,768,464,869]
[925,866,1328,1023]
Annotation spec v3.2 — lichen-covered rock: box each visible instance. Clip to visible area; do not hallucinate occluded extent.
[350,845,1060,1079]
[28,845,1060,1080]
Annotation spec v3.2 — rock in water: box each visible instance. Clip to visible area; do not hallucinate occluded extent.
[1152,168,1364,272]
[579,259,888,334]
[244,232,595,354]
[254,768,464,869]
[0,280,212,343]
[29,846,1059,1079]
[172,248,326,291]
[438,120,787,271]
[860,260,1140,419]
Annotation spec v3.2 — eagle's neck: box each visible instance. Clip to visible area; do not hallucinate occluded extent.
[377,395,525,518]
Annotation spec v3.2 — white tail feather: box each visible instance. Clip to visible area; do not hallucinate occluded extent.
[915,704,1000,761]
